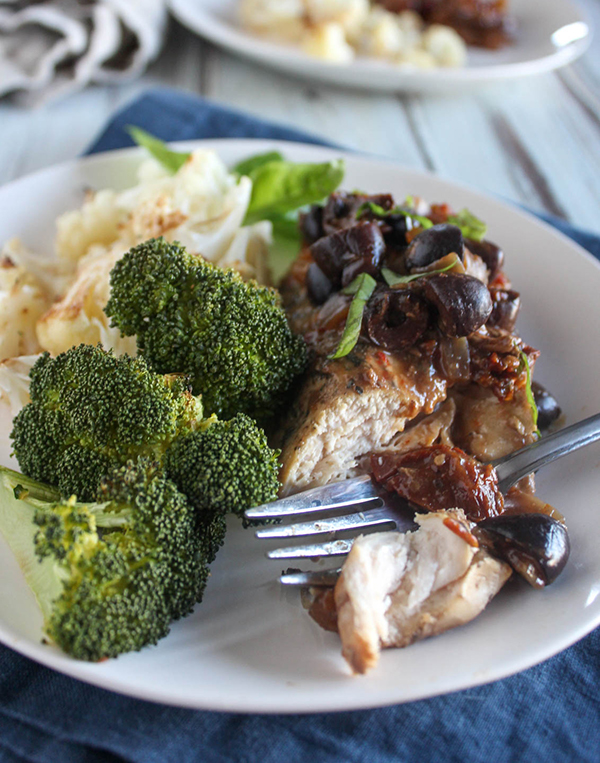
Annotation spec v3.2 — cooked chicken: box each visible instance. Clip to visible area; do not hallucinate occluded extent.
[277,193,538,496]
[334,510,512,673]
[278,342,448,494]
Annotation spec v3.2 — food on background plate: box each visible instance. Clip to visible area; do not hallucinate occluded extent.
[239,0,468,68]
[376,0,515,49]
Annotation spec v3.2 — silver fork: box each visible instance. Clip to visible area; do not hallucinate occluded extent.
[245,412,600,585]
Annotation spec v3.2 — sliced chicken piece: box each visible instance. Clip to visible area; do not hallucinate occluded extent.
[277,342,449,495]
[451,384,537,462]
[334,510,511,674]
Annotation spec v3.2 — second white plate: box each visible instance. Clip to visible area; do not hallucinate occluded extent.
[169,0,592,92]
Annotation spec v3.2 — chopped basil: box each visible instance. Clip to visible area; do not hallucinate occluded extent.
[242,157,344,278]
[519,350,540,437]
[233,151,285,178]
[448,208,487,242]
[356,201,433,230]
[329,273,377,360]
[381,261,456,287]
[127,126,190,173]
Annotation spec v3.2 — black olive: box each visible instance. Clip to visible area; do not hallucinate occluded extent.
[309,222,386,288]
[488,288,521,332]
[466,238,504,279]
[366,289,430,352]
[322,192,394,235]
[532,381,562,431]
[404,224,464,271]
[421,273,493,337]
[299,205,324,245]
[379,213,410,248]
[306,263,333,305]
[476,513,570,588]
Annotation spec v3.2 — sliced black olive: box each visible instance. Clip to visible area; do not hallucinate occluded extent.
[475,513,570,588]
[322,192,394,235]
[306,263,333,305]
[380,214,410,248]
[366,289,430,352]
[421,273,493,337]
[466,238,504,280]
[532,381,562,431]
[404,224,464,271]
[299,205,324,245]
[488,288,521,332]
[309,222,386,288]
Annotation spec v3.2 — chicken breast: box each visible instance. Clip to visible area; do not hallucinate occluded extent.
[334,510,512,674]
[277,217,537,495]
[278,342,448,494]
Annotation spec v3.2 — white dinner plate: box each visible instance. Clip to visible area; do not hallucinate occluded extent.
[168,0,592,92]
[1,140,600,713]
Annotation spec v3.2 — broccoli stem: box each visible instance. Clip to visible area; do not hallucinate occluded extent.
[0,468,63,622]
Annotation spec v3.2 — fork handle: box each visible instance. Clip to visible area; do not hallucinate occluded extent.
[492,412,600,493]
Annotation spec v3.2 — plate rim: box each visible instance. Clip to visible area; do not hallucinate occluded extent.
[1,138,600,713]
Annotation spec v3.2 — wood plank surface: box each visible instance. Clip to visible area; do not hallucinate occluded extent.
[0,0,598,234]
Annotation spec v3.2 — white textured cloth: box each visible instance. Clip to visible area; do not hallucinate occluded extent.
[0,0,167,105]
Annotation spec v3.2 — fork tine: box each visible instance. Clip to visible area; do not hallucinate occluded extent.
[244,474,379,519]
[255,505,398,539]
[268,538,354,559]
[279,568,341,586]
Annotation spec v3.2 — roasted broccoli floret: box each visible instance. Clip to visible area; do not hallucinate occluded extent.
[165,413,280,518]
[0,460,210,662]
[10,344,203,501]
[104,238,307,420]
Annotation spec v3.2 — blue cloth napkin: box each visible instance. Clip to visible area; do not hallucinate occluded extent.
[1,87,600,763]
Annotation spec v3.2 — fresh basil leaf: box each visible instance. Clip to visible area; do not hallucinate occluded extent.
[127,126,190,174]
[233,151,285,178]
[381,261,456,286]
[329,273,377,360]
[519,350,540,437]
[448,208,487,242]
[245,159,345,225]
[356,201,434,230]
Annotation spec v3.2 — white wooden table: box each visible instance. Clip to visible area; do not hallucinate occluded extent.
[0,0,599,234]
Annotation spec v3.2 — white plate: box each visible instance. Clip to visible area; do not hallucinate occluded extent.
[1,140,600,713]
[169,0,592,91]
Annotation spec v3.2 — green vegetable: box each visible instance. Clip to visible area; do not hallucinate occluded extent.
[127,126,190,174]
[105,238,307,420]
[165,413,280,519]
[519,351,540,437]
[356,201,434,231]
[10,345,204,501]
[233,151,285,178]
[238,154,344,278]
[329,273,377,360]
[268,212,305,283]
[0,459,213,661]
[447,208,487,242]
[244,159,345,225]
[381,260,456,286]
